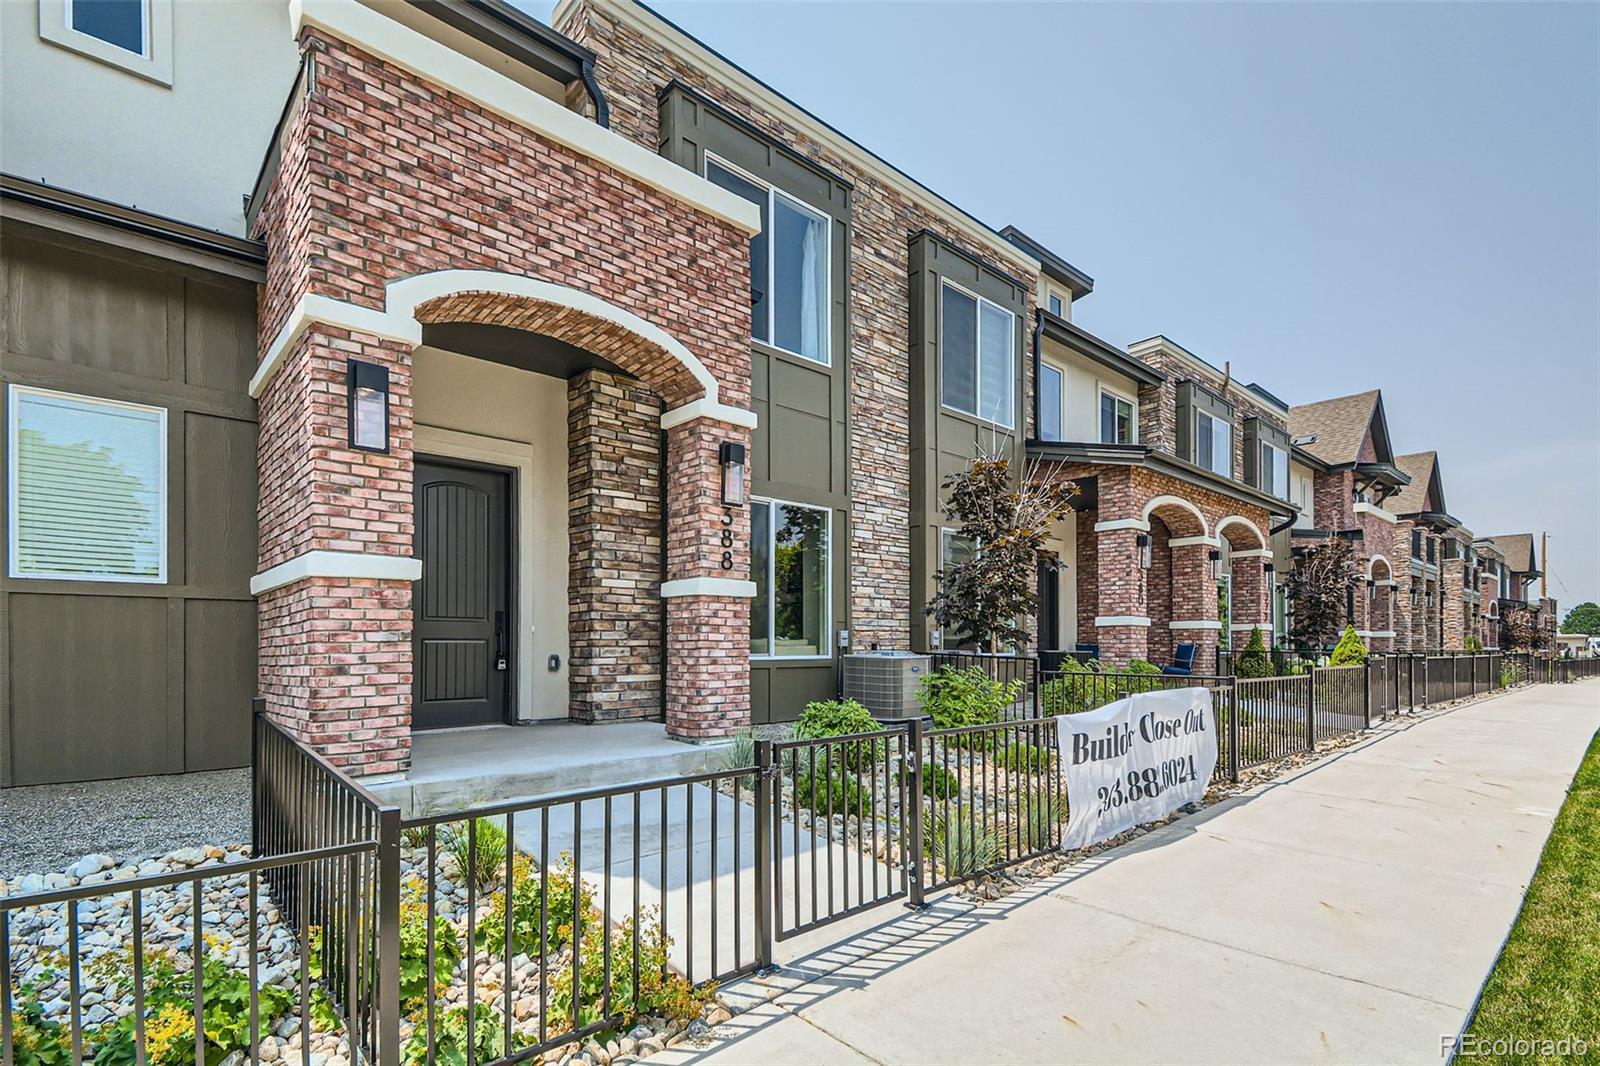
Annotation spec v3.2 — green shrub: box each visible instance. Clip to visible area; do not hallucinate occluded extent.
[10,968,70,1066]
[1040,658,1099,715]
[443,817,508,895]
[792,763,867,815]
[1464,635,1485,653]
[1019,796,1063,852]
[1234,627,1274,679]
[925,806,1000,877]
[1329,625,1368,666]
[994,741,1055,773]
[917,667,1021,730]
[793,699,883,767]
[545,909,713,1034]
[402,1003,503,1066]
[397,880,461,1011]
[90,944,295,1066]
[478,851,594,957]
[898,761,959,799]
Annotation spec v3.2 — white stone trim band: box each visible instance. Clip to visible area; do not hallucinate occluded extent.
[249,293,419,399]
[1094,615,1152,628]
[1356,630,1397,639]
[1230,548,1273,559]
[660,397,760,430]
[1168,535,1221,549]
[1353,502,1398,524]
[289,0,761,238]
[1169,620,1223,630]
[1094,519,1151,533]
[660,577,758,598]
[1230,623,1271,631]
[250,550,422,596]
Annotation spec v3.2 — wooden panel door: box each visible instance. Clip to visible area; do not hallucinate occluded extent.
[414,459,511,729]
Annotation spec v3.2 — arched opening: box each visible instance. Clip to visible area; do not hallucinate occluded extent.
[1219,517,1270,654]
[1144,497,1209,669]
[1368,556,1394,650]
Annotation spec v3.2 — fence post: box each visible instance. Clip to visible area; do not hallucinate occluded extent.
[906,717,927,909]
[250,698,264,858]
[753,740,776,972]
[1362,661,1372,729]
[1227,681,1240,784]
[1032,654,1043,718]
[1306,668,1318,753]
[376,805,402,1066]
[1421,656,1429,709]
[1452,655,1460,702]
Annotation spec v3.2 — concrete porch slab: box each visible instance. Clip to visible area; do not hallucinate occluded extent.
[368,720,733,817]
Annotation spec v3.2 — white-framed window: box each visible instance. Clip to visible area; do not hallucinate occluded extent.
[704,154,831,366]
[40,0,173,85]
[750,498,831,659]
[1047,292,1064,318]
[1038,363,1063,442]
[940,279,1015,429]
[1195,411,1232,477]
[936,528,978,649]
[1260,441,1289,499]
[1272,578,1289,646]
[8,385,167,583]
[1099,388,1136,445]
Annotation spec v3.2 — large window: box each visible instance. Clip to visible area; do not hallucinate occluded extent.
[9,385,166,582]
[1038,364,1063,442]
[1195,412,1232,477]
[749,499,830,658]
[1260,441,1289,499]
[1099,389,1135,445]
[937,529,977,649]
[705,156,830,365]
[940,281,1015,429]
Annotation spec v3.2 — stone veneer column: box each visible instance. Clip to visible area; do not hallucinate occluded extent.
[662,417,752,739]
[254,328,417,775]
[567,370,663,721]
[1441,558,1467,650]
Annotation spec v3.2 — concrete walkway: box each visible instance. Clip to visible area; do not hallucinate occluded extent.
[653,682,1600,1065]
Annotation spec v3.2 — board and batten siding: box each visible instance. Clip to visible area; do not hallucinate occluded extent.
[0,226,260,786]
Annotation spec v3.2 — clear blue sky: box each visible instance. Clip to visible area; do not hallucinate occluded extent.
[521,1,1599,611]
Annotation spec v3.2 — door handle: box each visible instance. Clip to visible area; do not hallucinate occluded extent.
[495,610,508,672]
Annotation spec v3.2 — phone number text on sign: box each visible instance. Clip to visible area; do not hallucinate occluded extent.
[1056,687,1217,850]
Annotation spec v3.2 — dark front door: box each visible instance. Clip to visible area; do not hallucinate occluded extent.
[414,459,511,729]
[1038,560,1061,650]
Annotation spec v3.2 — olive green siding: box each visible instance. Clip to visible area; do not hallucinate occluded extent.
[1175,380,1235,464]
[907,231,1026,652]
[658,83,851,722]
[0,226,259,786]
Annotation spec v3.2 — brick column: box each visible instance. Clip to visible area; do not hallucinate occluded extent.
[1093,526,1148,666]
[254,329,416,775]
[662,417,752,739]
[1230,555,1269,645]
[1369,581,1395,652]
[1169,541,1219,672]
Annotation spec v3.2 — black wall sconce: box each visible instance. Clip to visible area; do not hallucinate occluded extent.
[1208,548,1223,582]
[1135,532,1152,569]
[1367,577,1376,602]
[347,360,389,453]
[719,441,747,507]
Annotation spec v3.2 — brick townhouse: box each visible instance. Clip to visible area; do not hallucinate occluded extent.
[0,0,1552,790]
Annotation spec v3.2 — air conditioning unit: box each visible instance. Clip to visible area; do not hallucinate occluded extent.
[841,652,932,720]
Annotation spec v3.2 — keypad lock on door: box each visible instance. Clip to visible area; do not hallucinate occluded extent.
[495,610,508,671]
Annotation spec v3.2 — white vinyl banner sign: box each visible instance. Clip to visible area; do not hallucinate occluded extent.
[1057,687,1217,850]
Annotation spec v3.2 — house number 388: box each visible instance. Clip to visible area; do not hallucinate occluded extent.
[719,507,736,571]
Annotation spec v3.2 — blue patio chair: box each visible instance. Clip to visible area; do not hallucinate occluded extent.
[1163,642,1198,676]
[1075,642,1100,661]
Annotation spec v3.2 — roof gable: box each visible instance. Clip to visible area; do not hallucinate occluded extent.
[1289,389,1386,466]
[1390,451,1447,516]
[1485,533,1537,574]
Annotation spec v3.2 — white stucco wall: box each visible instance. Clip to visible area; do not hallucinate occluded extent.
[1291,460,1316,528]
[1,0,301,235]
[413,346,573,721]
[1041,339,1141,444]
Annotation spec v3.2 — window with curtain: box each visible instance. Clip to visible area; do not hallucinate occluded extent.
[705,156,829,365]
[9,386,166,582]
[1039,364,1063,442]
[940,281,1014,429]
[749,499,830,657]
[1099,391,1135,444]
[1195,412,1232,477]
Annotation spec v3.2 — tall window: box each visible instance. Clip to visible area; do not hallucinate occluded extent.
[1217,574,1232,650]
[1272,580,1289,646]
[1047,292,1064,318]
[1411,529,1423,560]
[705,156,830,365]
[937,529,977,649]
[1038,364,1063,442]
[1195,412,1232,477]
[70,0,146,54]
[749,499,830,658]
[9,386,166,582]
[1099,390,1135,444]
[1260,441,1289,499]
[940,281,1015,429]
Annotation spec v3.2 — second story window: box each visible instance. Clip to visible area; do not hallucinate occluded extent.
[941,281,1015,429]
[70,0,145,54]
[1099,389,1135,445]
[705,156,830,366]
[1427,537,1436,564]
[1195,411,1232,477]
[1039,364,1063,442]
[1047,292,1064,317]
[1260,441,1289,499]
[1412,529,1424,560]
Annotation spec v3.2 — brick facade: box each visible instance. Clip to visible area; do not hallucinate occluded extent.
[251,26,755,769]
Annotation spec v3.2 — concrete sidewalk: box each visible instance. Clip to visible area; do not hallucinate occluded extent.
[653,682,1600,1065]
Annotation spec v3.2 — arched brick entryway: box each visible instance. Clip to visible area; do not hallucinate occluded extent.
[248,17,762,772]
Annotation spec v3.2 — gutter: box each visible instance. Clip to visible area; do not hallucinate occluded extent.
[1031,310,1043,442]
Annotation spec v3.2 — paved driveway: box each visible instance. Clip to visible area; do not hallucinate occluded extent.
[653,682,1600,1065]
